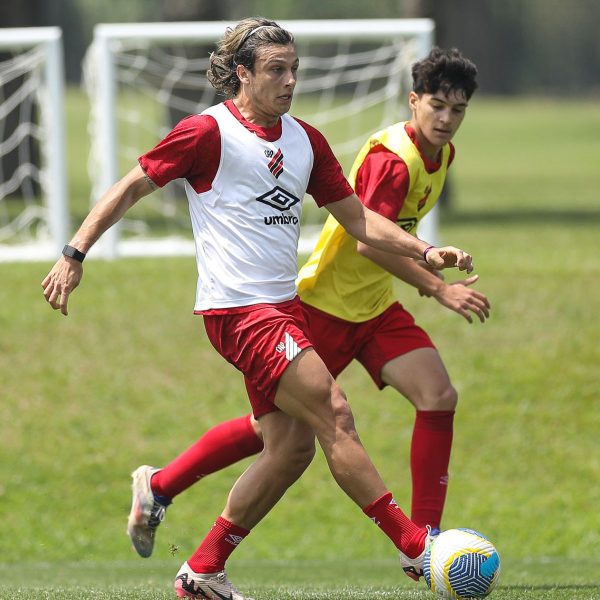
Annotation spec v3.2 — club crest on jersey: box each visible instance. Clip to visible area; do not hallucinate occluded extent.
[257,186,300,212]
[266,148,284,178]
[417,184,432,211]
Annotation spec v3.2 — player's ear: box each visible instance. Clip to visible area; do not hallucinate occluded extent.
[236,63,250,85]
[408,91,419,111]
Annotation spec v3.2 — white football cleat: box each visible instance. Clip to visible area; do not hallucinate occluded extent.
[399,525,438,581]
[174,562,254,600]
[126,465,169,558]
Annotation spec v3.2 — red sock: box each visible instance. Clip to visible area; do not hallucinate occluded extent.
[151,414,263,499]
[363,492,427,558]
[410,410,454,529]
[188,516,249,573]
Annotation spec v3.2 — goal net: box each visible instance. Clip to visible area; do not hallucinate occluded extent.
[83,19,436,258]
[0,27,67,262]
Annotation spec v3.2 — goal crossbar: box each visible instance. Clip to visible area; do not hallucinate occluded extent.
[94,19,435,43]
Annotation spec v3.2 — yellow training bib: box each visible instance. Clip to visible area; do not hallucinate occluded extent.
[297,122,450,322]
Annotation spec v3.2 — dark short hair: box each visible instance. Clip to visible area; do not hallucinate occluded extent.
[412,47,478,100]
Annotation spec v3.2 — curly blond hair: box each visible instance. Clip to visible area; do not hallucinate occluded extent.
[207,17,294,97]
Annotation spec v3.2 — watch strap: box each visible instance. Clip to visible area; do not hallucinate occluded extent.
[62,244,86,263]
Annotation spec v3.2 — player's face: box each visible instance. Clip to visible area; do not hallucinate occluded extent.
[237,44,299,126]
[409,90,468,159]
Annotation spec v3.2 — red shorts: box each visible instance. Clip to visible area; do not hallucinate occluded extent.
[301,301,434,389]
[202,298,313,418]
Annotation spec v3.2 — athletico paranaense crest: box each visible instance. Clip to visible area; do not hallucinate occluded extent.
[267,148,284,178]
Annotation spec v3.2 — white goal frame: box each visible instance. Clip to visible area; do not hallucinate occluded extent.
[0,27,67,262]
[88,19,437,259]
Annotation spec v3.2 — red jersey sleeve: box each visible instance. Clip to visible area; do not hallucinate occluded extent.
[294,118,353,207]
[354,144,410,221]
[138,114,220,192]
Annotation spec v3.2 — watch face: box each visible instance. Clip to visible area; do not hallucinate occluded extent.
[63,245,85,262]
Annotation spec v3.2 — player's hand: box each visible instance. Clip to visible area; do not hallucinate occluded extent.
[424,246,473,273]
[433,274,490,323]
[416,260,445,297]
[41,257,83,316]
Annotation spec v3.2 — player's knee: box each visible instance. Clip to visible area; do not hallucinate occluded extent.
[289,436,317,475]
[270,431,315,478]
[304,373,339,411]
[426,383,458,411]
[330,384,359,439]
[303,379,360,443]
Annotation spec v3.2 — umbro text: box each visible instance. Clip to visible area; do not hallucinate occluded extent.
[264,214,299,225]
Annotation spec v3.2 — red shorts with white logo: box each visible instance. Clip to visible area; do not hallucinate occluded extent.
[202,297,313,418]
[301,301,434,389]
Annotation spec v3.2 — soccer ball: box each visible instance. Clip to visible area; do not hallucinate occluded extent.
[423,528,501,599]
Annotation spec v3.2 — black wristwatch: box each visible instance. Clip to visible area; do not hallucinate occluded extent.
[62,244,86,263]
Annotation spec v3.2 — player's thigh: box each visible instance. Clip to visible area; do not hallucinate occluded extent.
[274,347,348,432]
[381,347,456,411]
[258,410,315,465]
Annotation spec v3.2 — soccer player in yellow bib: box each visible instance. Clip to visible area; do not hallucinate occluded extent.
[127,46,489,574]
[295,47,488,533]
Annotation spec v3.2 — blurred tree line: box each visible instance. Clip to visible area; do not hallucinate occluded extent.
[1,0,599,94]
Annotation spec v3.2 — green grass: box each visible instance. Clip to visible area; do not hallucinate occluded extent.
[1,95,600,598]
[0,558,599,599]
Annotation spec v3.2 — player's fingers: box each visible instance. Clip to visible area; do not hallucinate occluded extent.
[425,249,445,269]
[461,274,479,286]
[458,306,473,324]
[467,290,491,309]
[59,291,70,316]
[458,252,473,273]
[46,285,61,308]
[42,282,53,302]
[467,298,489,321]
[477,293,491,309]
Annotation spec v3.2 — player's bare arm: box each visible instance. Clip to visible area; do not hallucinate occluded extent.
[328,193,473,272]
[356,244,489,323]
[41,164,156,316]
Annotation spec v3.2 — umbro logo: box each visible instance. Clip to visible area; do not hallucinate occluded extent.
[396,217,417,233]
[276,332,302,361]
[256,186,300,212]
[226,533,244,546]
[267,148,284,178]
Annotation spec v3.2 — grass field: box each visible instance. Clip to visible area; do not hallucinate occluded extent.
[1,93,600,598]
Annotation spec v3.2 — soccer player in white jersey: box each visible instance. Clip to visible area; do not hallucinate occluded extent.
[42,18,475,600]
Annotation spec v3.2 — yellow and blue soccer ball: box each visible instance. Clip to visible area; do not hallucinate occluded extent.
[423,528,500,599]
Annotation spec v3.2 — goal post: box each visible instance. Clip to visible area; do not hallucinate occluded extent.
[0,27,67,262]
[84,18,437,259]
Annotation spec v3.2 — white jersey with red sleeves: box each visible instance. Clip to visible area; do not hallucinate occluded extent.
[189,102,314,311]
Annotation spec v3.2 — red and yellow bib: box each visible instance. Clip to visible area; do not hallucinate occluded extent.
[297,122,450,322]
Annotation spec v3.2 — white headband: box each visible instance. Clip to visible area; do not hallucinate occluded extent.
[246,25,272,38]
[237,25,274,52]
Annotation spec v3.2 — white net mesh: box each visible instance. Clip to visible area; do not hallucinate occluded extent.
[0,46,48,244]
[84,21,432,256]
[0,29,66,262]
